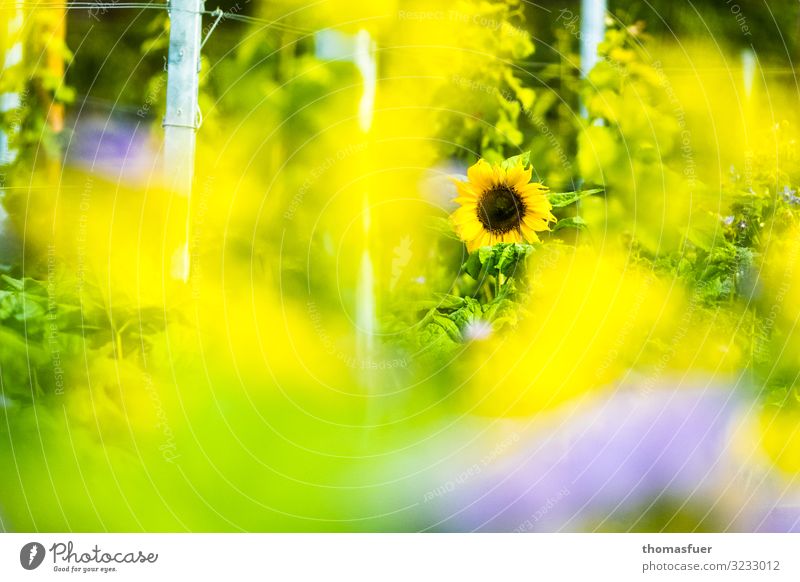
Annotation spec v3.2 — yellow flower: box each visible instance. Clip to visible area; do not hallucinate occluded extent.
[450,159,556,251]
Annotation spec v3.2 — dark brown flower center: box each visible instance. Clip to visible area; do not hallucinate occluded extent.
[477,186,525,233]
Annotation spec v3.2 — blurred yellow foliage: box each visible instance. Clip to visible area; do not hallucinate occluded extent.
[459,245,746,416]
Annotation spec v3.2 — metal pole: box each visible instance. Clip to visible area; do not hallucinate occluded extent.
[0,0,25,263]
[354,30,377,375]
[579,0,606,118]
[1,0,25,168]
[315,29,379,388]
[163,0,204,281]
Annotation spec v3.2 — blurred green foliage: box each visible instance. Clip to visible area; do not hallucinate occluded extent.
[2,0,800,533]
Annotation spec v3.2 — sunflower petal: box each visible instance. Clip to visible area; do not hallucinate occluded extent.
[453,199,478,209]
[467,233,484,252]
[522,196,553,215]
[520,183,549,197]
[491,164,505,188]
[454,181,480,199]
[451,207,478,225]
[523,215,551,232]
[467,159,494,191]
[458,218,483,240]
[506,164,533,189]
[522,229,540,243]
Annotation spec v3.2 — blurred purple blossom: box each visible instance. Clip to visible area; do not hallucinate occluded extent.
[422,383,799,532]
[780,185,800,206]
[65,112,160,186]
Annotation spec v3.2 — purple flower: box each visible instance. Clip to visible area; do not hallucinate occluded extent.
[780,185,800,206]
[422,383,799,532]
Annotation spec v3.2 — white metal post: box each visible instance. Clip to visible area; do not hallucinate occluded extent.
[315,29,379,379]
[579,0,606,118]
[0,0,25,257]
[353,30,377,381]
[163,0,204,281]
[0,0,25,168]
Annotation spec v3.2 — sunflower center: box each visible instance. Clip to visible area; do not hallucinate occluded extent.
[477,186,525,233]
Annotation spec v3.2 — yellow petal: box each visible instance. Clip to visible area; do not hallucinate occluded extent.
[459,219,484,240]
[454,197,478,207]
[452,207,478,225]
[467,160,494,191]
[520,183,548,197]
[522,229,540,243]
[506,164,533,190]
[454,181,480,199]
[523,215,551,232]
[468,231,489,251]
[520,197,548,211]
[475,230,492,248]
[491,164,505,188]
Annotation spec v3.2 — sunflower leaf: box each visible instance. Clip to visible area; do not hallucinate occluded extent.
[426,216,462,240]
[430,312,463,341]
[417,313,462,354]
[418,294,465,311]
[1,275,26,291]
[462,252,482,281]
[553,216,588,231]
[447,297,483,329]
[463,243,534,282]
[500,151,531,171]
[495,244,534,278]
[548,188,604,208]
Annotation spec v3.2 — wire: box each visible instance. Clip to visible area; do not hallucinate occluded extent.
[200,8,316,36]
[3,1,319,36]
[11,2,165,8]
[200,7,223,49]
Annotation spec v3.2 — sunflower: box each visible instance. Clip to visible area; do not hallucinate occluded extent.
[450,159,556,251]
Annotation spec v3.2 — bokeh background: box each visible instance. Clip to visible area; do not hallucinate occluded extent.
[0,0,799,531]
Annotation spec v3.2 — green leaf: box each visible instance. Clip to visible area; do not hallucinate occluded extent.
[548,188,604,208]
[448,308,480,331]
[500,151,531,171]
[1,275,25,291]
[553,216,588,231]
[495,243,533,279]
[463,251,486,281]
[417,294,465,311]
[481,294,519,329]
[462,243,534,282]
[426,216,462,240]
[416,314,461,356]
[14,296,45,321]
[430,312,463,342]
